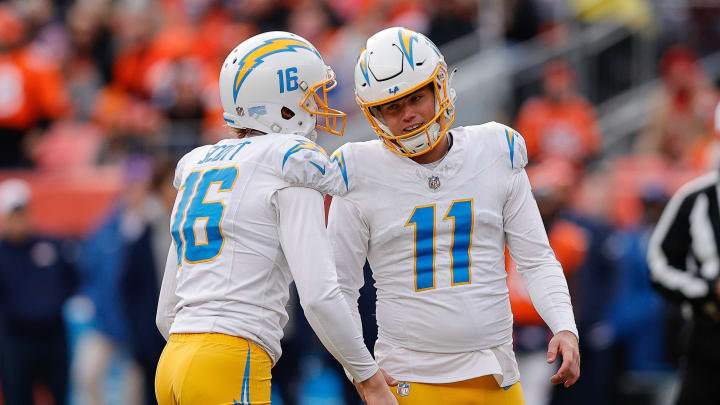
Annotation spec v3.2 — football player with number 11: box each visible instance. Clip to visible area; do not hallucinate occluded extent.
[328,27,580,404]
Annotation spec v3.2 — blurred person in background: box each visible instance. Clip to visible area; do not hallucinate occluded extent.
[63,0,113,121]
[426,0,477,47]
[0,178,78,405]
[507,159,587,405]
[647,162,720,404]
[515,60,601,168]
[0,4,70,167]
[72,159,156,405]
[635,45,718,169]
[605,185,675,405]
[119,159,176,405]
[549,168,619,405]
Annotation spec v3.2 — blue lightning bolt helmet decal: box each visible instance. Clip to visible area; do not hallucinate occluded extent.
[358,48,371,87]
[233,37,321,102]
[398,29,419,70]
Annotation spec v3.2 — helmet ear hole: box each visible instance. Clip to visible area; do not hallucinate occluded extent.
[281,107,295,120]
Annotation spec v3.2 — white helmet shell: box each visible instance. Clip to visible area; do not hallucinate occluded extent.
[354,27,456,156]
[219,31,346,140]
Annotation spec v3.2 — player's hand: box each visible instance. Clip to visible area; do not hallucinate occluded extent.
[380,368,399,386]
[354,370,399,405]
[547,330,580,388]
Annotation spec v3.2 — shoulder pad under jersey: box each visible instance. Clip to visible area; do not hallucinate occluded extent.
[276,136,348,196]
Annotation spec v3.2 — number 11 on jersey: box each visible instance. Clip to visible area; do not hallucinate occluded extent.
[406,199,473,291]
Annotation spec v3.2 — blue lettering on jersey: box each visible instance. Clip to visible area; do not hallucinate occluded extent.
[330,149,349,191]
[228,141,252,160]
[504,128,515,169]
[198,142,252,164]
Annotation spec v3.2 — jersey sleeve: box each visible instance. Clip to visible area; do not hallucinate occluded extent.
[276,187,378,381]
[495,122,528,172]
[499,123,578,339]
[327,194,371,381]
[173,150,196,189]
[156,245,180,340]
[274,137,349,196]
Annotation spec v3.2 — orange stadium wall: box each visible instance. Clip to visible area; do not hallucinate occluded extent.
[0,168,123,238]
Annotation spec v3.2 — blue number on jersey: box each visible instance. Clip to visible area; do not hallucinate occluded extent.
[406,199,474,291]
[406,205,436,291]
[171,166,239,265]
[171,171,201,265]
[444,200,473,285]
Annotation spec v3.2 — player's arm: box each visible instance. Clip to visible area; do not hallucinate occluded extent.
[504,168,578,337]
[504,168,580,386]
[326,194,377,379]
[276,186,378,381]
[156,245,180,340]
[501,128,579,386]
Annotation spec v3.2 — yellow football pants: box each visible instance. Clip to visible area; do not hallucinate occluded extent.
[392,375,526,405]
[155,333,272,405]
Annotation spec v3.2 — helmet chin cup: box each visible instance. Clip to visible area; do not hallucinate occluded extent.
[395,122,442,155]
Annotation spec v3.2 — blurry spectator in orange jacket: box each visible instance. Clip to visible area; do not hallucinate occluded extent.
[635,45,718,167]
[0,4,70,167]
[515,60,601,167]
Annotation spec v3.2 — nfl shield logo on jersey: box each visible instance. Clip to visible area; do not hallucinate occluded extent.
[397,382,411,397]
[428,175,441,190]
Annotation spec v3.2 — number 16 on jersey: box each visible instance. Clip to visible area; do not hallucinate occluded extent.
[171,166,239,266]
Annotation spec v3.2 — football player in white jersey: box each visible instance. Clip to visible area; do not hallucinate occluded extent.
[154,32,397,405]
[327,27,580,404]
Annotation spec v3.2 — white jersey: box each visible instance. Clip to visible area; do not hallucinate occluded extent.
[156,133,379,381]
[328,122,578,386]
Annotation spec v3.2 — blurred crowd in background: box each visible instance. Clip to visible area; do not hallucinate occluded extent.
[1,0,720,404]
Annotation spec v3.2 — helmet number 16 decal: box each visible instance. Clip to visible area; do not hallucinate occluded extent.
[277,67,299,93]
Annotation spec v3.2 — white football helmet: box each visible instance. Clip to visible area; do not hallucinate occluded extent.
[219,31,346,141]
[354,27,456,156]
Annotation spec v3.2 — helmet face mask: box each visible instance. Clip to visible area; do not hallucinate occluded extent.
[354,27,456,156]
[300,67,347,136]
[219,31,346,139]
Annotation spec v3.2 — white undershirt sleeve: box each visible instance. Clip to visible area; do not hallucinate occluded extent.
[504,170,579,340]
[276,187,379,382]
